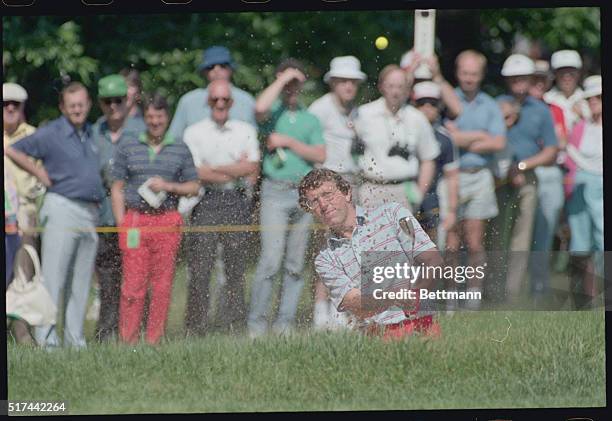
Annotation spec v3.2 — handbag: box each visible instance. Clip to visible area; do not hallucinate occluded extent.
[6,244,57,326]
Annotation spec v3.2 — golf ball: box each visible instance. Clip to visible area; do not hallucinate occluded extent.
[375,36,389,50]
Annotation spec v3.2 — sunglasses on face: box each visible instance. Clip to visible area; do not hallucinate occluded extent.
[3,100,22,108]
[205,63,231,71]
[415,98,440,107]
[102,97,125,106]
[209,96,232,104]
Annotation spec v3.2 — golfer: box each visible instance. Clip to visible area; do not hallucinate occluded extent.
[299,168,443,340]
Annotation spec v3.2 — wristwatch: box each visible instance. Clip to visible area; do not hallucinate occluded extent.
[517,161,527,171]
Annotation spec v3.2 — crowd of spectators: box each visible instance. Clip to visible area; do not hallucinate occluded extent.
[4,43,603,347]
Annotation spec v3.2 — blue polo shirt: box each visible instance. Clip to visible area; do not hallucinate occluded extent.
[11,115,104,203]
[168,85,256,140]
[93,115,146,226]
[111,132,198,213]
[496,95,558,162]
[454,88,506,169]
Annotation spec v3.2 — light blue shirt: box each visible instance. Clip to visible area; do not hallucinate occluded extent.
[496,95,558,162]
[168,85,256,140]
[454,88,506,169]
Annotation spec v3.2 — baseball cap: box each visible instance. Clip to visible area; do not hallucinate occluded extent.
[3,82,28,102]
[98,74,128,98]
[582,75,602,99]
[413,81,441,100]
[198,46,236,72]
[501,54,535,77]
[550,50,582,70]
[323,56,367,83]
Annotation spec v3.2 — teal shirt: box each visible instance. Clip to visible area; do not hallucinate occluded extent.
[260,101,325,183]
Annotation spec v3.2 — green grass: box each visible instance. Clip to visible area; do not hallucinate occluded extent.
[7,310,605,414]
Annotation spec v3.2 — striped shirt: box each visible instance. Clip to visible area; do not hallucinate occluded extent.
[111,132,198,212]
[314,202,437,328]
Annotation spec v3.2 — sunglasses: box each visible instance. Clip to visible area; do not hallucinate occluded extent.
[204,63,231,71]
[209,96,232,103]
[3,100,22,108]
[102,97,125,106]
[415,98,440,107]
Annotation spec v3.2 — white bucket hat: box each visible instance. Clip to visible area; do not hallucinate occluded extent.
[501,54,535,77]
[550,50,582,70]
[582,75,602,99]
[323,56,367,83]
[3,82,28,102]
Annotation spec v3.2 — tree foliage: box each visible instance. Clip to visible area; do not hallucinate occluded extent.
[2,7,600,126]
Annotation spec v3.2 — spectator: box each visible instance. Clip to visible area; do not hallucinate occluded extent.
[5,82,104,349]
[412,81,459,250]
[110,93,200,345]
[443,50,506,311]
[247,58,326,337]
[182,79,260,335]
[307,55,366,331]
[400,50,463,119]
[494,54,558,302]
[564,75,602,309]
[169,45,256,139]
[168,46,257,305]
[355,64,439,213]
[92,74,146,342]
[4,155,20,286]
[544,49,590,131]
[528,60,567,299]
[119,68,144,119]
[3,83,43,283]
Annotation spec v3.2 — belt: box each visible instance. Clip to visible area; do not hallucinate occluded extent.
[127,207,175,215]
[460,167,486,174]
[363,177,417,185]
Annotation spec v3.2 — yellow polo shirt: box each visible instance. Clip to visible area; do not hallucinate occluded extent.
[4,122,43,200]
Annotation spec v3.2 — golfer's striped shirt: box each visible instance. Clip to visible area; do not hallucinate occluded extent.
[315,202,437,327]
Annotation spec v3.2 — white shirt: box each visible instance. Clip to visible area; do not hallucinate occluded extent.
[544,86,591,132]
[355,98,439,182]
[568,121,602,175]
[183,118,260,190]
[308,93,358,174]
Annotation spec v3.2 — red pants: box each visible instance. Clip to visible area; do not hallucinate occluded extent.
[118,210,182,345]
[382,315,441,341]
[366,315,442,341]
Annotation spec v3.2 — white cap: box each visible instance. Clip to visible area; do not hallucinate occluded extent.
[501,54,535,77]
[323,56,367,83]
[3,82,28,102]
[582,75,602,99]
[551,49,582,70]
[413,81,441,100]
[399,50,432,79]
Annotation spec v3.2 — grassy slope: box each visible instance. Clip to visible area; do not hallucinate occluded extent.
[7,310,605,414]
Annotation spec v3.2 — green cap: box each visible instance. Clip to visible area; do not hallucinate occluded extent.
[98,74,128,98]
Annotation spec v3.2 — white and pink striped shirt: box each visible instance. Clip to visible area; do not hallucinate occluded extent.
[315,202,437,328]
